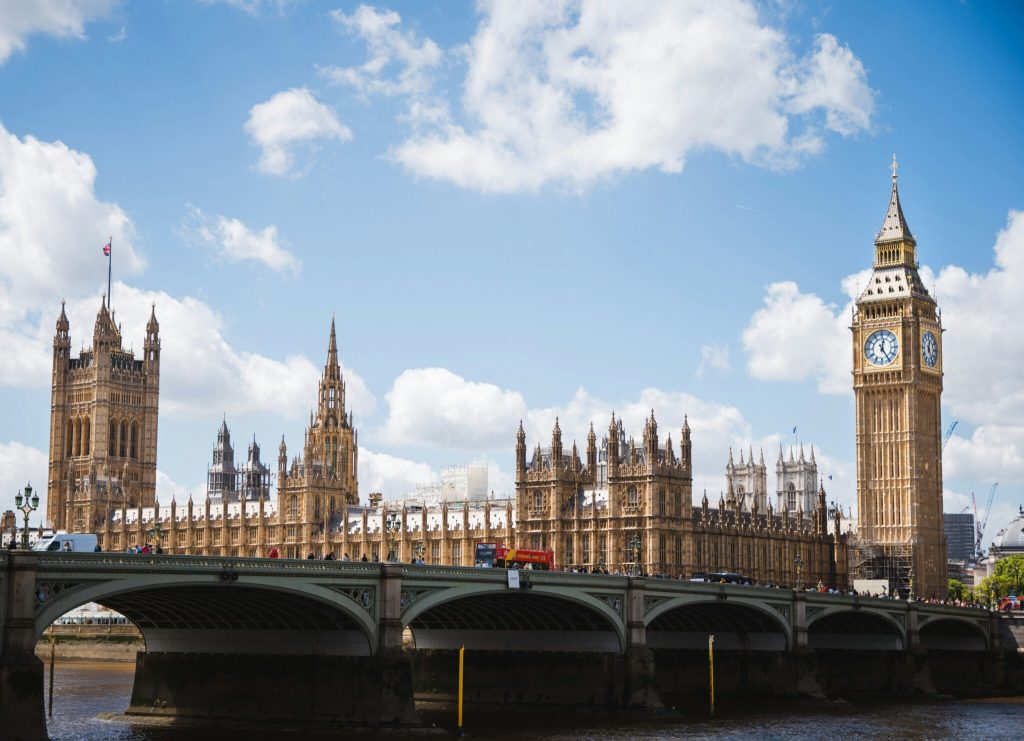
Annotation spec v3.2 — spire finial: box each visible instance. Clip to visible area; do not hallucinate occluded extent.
[891,153,898,181]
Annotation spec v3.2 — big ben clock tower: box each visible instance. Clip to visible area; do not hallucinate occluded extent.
[852,157,945,599]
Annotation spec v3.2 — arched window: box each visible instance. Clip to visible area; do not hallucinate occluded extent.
[657,488,666,515]
[119,421,127,458]
[109,420,117,456]
[72,419,81,457]
[289,495,298,518]
[66,420,74,458]
[533,492,543,509]
[314,496,322,521]
[330,497,336,516]
[130,422,138,459]
[83,418,91,455]
[627,485,638,507]
[786,482,797,512]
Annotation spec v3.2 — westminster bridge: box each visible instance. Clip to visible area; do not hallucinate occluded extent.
[0,551,1016,739]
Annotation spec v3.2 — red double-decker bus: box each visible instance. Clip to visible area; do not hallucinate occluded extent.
[475,542,553,570]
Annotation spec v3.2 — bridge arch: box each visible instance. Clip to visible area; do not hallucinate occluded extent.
[644,596,790,651]
[918,615,989,651]
[402,584,624,653]
[34,576,377,656]
[806,607,905,651]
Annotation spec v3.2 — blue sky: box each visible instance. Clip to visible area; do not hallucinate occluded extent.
[1,1,1022,544]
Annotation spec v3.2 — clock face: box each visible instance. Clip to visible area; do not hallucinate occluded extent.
[922,331,938,367]
[864,329,899,366]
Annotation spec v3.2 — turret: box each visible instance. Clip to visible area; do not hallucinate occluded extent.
[551,417,562,467]
[278,436,287,480]
[644,409,658,461]
[607,414,619,475]
[680,416,691,470]
[54,302,70,362]
[144,304,160,369]
[515,420,527,476]
[586,423,597,472]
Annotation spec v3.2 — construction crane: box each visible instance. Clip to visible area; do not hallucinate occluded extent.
[942,420,958,451]
[975,482,1000,557]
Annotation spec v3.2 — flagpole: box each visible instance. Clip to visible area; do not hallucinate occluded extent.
[107,236,113,308]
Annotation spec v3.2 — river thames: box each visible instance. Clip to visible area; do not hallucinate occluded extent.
[42,661,1024,740]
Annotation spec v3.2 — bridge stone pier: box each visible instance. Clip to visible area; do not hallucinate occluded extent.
[0,551,1015,739]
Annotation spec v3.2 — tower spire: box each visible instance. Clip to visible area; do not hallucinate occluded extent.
[876,154,915,247]
[327,315,338,368]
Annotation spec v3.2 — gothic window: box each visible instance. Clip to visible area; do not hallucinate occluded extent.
[627,485,638,507]
[83,418,90,455]
[119,422,127,458]
[130,422,138,459]
[599,535,607,564]
[289,495,298,519]
[581,535,590,564]
[531,534,542,550]
[430,542,440,562]
[657,488,666,515]
[330,497,336,516]
[533,492,543,509]
[73,419,81,457]
[314,496,322,521]
[564,536,574,563]
[674,536,682,568]
[66,420,74,458]
[329,387,336,409]
[659,538,667,565]
[451,542,461,564]
[786,483,796,512]
[673,488,681,517]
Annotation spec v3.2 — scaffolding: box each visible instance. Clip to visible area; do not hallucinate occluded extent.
[852,541,913,596]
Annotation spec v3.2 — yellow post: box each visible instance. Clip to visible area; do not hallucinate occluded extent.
[708,633,715,717]
[48,633,55,718]
[458,644,465,732]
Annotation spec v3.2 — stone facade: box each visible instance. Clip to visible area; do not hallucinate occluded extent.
[852,160,946,598]
[46,299,160,533]
[725,445,820,516]
[514,413,847,586]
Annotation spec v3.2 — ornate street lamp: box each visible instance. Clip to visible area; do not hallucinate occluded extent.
[147,521,167,553]
[628,533,642,577]
[413,541,426,564]
[385,510,401,562]
[793,553,803,591]
[14,482,40,550]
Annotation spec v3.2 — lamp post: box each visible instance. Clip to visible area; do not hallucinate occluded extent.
[628,533,642,577]
[147,521,167,553]
[14,482,40,549]
[385,510,401,562]
[413,541,425,564]
[793,552,803,591]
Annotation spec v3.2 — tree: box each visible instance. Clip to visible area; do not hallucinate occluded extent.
[948,579,968,602]
[995,555,1024,595]
[975,574,1012,606]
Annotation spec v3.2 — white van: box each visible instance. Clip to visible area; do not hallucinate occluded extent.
[31,533,98,553]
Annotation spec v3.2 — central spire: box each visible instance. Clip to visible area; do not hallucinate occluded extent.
[876,153,915,247]
[327,315,338,369]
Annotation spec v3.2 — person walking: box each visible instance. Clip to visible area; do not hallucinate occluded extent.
[268,546,280,558]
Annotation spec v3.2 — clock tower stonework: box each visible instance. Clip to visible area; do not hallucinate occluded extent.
[852,158,945,599]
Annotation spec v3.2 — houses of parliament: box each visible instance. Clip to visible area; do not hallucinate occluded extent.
[42,162,945,594]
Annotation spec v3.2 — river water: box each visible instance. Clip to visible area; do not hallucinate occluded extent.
[45,661,1024,740]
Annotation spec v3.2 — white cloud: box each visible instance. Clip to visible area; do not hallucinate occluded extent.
[359,448,436,500]
[156,469,206,504]
[945,426,1024,486]
[380,368,527,450]
[321,5,442,100]
[696,342,732,377]
[0,0,117,64]
[343,1,875,192]
[183,204,301,275]
[244,87,352,176]
[741,278,858,395]
[0,120,144,318]
[198,0,301,15]
[0,441,48,530]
